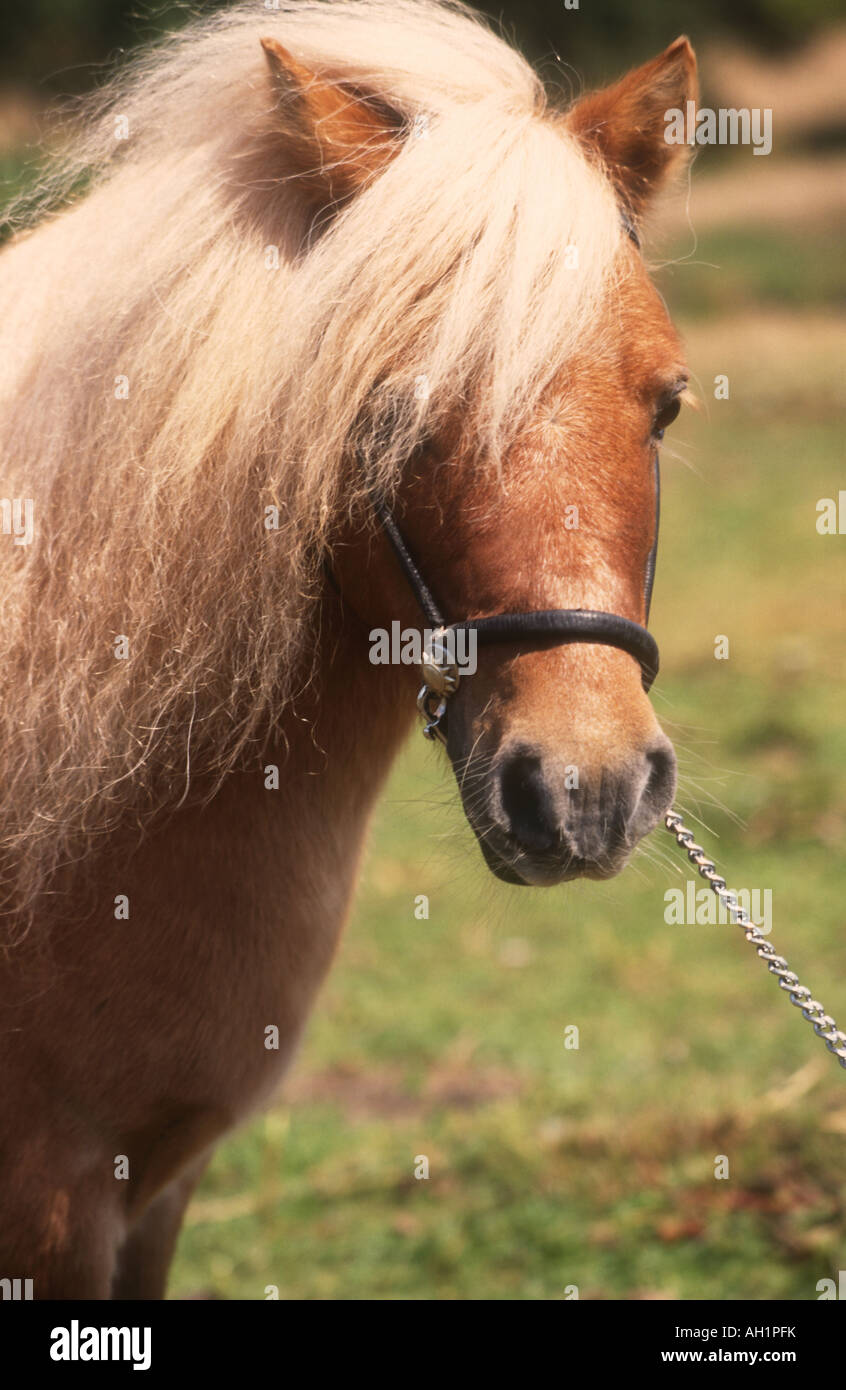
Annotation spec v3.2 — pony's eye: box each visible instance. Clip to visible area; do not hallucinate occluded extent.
[652,395,681,441]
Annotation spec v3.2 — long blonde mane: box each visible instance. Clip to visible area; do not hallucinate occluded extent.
[0,0,620,923]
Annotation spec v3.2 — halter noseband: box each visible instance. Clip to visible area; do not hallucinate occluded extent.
[374,450,660,744]
[369,209,660,746]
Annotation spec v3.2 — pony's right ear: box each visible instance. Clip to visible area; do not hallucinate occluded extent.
[565,37,698,221]
[260,37,404,212]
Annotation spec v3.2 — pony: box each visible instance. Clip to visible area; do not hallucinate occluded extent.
[0,0,696,1298]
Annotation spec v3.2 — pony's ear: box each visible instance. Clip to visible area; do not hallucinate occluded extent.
[260,37,404,211]
[565,37,697,220]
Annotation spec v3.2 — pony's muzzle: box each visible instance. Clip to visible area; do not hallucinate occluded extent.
[477,735,677,886]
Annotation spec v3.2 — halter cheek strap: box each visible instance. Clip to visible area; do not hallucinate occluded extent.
[374,450,661,745]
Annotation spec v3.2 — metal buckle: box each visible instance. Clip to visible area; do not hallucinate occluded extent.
[419,626,460,697]
[416,627,460,743]
[416,685,449,742]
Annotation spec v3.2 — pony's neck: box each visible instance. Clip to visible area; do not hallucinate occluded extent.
[278,575,416,813]
[26,575,416,944]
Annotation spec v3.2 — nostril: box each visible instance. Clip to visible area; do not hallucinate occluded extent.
[499,751,559,854]
[646,740,677,806]
[629,736,678,838]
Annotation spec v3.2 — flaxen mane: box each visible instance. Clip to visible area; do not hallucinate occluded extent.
[0,0,620,926]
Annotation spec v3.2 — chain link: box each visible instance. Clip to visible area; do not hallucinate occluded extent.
[664,810,846,1072]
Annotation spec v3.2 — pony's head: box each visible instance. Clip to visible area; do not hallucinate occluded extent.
[0,0,696,916]
[290,24,697,885]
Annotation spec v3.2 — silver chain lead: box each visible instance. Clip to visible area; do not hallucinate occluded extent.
[664,810,846,1072]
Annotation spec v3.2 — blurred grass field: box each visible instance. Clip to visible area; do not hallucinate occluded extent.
[167,201,845,1300]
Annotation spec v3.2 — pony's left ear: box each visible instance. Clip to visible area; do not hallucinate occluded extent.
[260,37,404,212]
[565,37,698,219]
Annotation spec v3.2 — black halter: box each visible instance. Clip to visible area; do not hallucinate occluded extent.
[374,452,659,742]
[369,210,660,744]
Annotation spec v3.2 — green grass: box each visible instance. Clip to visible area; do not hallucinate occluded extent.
[0,150,45,240]
[169,342,846,1301]
[655,223,845,318]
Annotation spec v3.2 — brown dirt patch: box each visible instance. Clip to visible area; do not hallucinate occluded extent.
[284,1060,524,1120]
